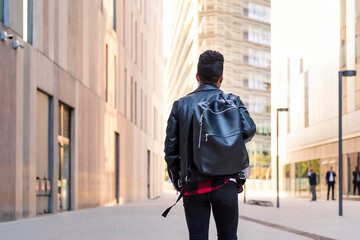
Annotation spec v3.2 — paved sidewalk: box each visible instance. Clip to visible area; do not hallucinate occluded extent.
[0,191,359,240]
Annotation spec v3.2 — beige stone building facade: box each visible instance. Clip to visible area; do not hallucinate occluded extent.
[0,0,165,222]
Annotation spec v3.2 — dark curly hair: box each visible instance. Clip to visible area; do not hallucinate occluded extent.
[197,50,224,84]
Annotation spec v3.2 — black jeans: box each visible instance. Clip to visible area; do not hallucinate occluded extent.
[354,182,360,195]
[327,182,335,199]
[183,181,238,240]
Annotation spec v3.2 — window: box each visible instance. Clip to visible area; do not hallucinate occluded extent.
[105,44,109,102]
[131,13,133,57]
[244,72,271,91]
[141,33,143,73]
[295,159,320,195]
[248,142,271,179]
[248,95,271,114]
[243,55,249,64]
[131,77,133,122]
[247,2,270,23]
[113,0,116,31]
[141,89,143,129]
[243,78,249,88]
[255,119,271,136]
[135,21,138,63]
[245,25,271,46]
[24,0,33,44]
[295,161,308,195]
[0,0,4,23]
[101,0,103,12]
[145,41,147,77]
[124,69,127,117]
[284,164,291,191]
[304,71,309,127]
[246,48,270,68]
[243,31,248,41]
[243,7,249,17]
[134,81,137,125]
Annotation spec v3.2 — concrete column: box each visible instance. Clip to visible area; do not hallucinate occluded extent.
[0,26,17,222]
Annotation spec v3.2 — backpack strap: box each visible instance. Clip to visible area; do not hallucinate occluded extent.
[162,184,190,218]
[204,91,232,106]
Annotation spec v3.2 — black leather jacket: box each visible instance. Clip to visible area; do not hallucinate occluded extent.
[164,84,256,190]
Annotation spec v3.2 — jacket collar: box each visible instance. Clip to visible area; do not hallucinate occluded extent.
[191,84,219,94]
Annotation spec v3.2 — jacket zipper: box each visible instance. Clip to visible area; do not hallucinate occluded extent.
[198,114,204,148]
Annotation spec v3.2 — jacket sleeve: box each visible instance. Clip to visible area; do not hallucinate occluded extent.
[164,101,181,190]
[236,97,256,143]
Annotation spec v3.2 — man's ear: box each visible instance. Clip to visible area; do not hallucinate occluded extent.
[196,73,200,83]
[219,75,223,83]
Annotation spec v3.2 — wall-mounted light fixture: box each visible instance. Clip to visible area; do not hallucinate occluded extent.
[12,40,24,49]
[0,31,13,41]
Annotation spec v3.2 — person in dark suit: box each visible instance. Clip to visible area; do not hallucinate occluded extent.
[308,169,317,201]
[326,166,336,200]
[353,166,360,195]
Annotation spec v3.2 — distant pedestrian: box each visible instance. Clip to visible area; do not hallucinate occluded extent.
[352,166,360,195]
[308,169,316,201]
[326,166,336,200]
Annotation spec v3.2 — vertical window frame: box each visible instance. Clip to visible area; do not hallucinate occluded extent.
[131,77,134,122]
[134,81,137,125]
[105,44,109,103]
[124,69,127,118]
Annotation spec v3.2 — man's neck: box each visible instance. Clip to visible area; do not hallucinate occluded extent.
[199,82,220,89]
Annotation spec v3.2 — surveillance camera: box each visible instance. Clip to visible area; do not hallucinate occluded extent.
[0,31,13,41]
[12,40,24,49]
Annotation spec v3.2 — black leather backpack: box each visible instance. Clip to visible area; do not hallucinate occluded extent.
[192,92,249,176]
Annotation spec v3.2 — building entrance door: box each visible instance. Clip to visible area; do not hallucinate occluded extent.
[58,137,70,211]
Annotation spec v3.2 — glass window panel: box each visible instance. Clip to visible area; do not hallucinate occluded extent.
[285,164,291,191]
[0,0,3,23]
[248,2,270,23]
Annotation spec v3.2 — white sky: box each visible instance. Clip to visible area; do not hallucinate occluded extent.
[162,0,177,59]
[272,0,340,66]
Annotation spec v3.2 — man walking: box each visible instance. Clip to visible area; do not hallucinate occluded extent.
[164,50,256,240]
[308,169,317,201]
[353,166,360,195]
[326,166,336,200]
